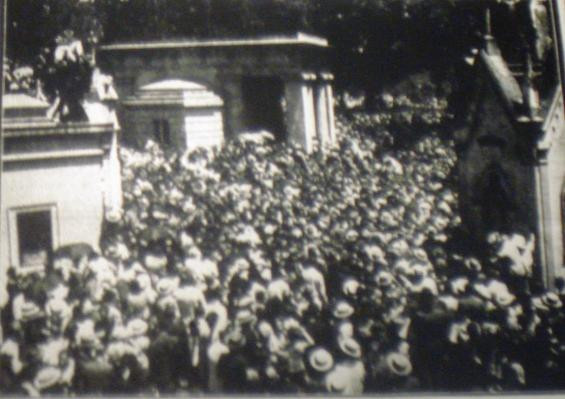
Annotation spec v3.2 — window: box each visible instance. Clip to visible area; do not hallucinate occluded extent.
[9,205,58,271]
[153,119,171,146]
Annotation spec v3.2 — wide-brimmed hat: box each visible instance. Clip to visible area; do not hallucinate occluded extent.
[338,337,362,358]
[20,300,42,321]
[156,276,180,296]
[542,292,562,308]
[235,309,256,325]
[34,366,62,390]
[342,278,360,296]
[144,253,167,271]
[127,318,148,336]
[374,271,394,287]
[333,300,354,319]
[308,347,334,372]
[385,352,413,376]
[224,329,246,347]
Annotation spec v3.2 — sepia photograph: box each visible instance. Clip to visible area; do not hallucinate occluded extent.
[1,0,565,395]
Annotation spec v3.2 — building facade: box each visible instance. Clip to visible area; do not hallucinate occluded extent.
[122,79,225,149]
[0,90,122,306]
[457,26,565,287]
[97,33,336,152]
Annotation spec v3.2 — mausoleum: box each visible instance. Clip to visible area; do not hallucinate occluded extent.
[0,82,122,305]
[97,32,336,152]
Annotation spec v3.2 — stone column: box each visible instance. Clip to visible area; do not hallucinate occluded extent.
[314,82,330,148]
[106,128,123,217]
[320,73,337,145]
[283,73,317,153]
[221,78,245,139]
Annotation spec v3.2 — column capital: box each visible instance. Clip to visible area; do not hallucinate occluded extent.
[285,72,317,82]
[318,72,334,82]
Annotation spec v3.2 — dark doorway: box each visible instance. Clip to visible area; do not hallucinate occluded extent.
[241,76,285,141]
[17,210,53,267]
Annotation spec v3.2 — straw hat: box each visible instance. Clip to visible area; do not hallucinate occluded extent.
[333,300,354,319]
[156,276,180,296]
[542,292,562,308]
[342,278,360,296]
[385,352,413,376]
[308,347,334,372]
[127,318,148,336]
[224,327,246,347]
[338,337,362,358]
[144,253,167,271]
[235,309,256,325]
[34,366,62,390]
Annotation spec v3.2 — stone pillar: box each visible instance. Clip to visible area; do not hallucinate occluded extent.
[221,78,245,138]
[314,82,330,148]
[104,128,123,218]
[284,73,317,153]
[320,73,337,145]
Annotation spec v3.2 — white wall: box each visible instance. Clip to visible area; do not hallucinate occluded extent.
[544,131,565,283]
[536,89,565,287]
[1,157,105,305]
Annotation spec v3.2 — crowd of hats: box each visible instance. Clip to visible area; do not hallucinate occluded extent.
[2,118,565,394]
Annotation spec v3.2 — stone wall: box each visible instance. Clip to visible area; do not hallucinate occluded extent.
[122,105,187,148]
[0,123,119,306]
[98,38,335,152]
[458,76,538,238]
[536,90,565,285]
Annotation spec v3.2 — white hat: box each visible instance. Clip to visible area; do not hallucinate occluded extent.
[333,300,354,319]
[48,283,70,301]
[75,319,97,345]
[0,339,20,358]
[411,277,438,295]
[175,285,205,307]
[127,318,148,336]
[338,337,362,358]
[235,309,256,325]
[20,300,41,320]
[267,279,290,301]
[156,276,180,296]
[385,352,412,376]
[374,271,394,287]
[207,341,230,363]
[308,347,334,372]
[225,329,245,346]
[342,278,360,296]
[258,321,274,338]
[542,292,562,308]
[144,253,167,271]
[34,366,62,390]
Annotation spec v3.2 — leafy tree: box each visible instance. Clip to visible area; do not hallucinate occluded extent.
[5,0,557,125]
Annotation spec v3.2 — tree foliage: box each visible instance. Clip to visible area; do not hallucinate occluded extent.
[5,0,557,127]
[4,1,523,97]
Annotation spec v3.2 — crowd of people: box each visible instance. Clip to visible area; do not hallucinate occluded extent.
[1,120,565,394]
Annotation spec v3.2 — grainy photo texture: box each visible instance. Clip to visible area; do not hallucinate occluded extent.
[2,0,565,395]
